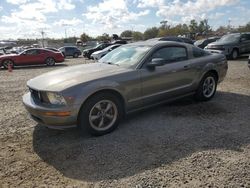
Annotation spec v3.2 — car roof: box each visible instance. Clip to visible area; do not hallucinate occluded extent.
[126,40,189,47]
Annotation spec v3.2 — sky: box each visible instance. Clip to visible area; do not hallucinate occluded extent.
[0,0,249,39]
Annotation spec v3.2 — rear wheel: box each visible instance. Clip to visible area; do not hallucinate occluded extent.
[230,49,238,60]
[78,93,122,136]
[45,57,55,66]
[195,72,217,101]
[73,53,79,58]
[3,59,14,69]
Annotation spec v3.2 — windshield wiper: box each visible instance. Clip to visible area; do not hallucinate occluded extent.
[103,62,119,66]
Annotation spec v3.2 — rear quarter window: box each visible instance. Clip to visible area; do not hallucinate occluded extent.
[192,47,210,58]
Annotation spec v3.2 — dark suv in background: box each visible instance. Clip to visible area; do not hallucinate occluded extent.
[194,37,220,49]
[205,33,250,59]
[59,46,82,58]
[83,43,111,59]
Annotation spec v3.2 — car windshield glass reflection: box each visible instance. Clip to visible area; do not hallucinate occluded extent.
[99,45,150,67]
[218,34,240,43]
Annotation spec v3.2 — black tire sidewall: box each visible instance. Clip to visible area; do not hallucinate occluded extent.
[46,57,55,66]
[195,72,217,101]
[3,60,14,69]
[73,53,78,58]
[78,93,122,136]
[230,49,238,60]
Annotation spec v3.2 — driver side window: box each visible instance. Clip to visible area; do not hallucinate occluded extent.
[151,46,188,64]
[25,49,39,55]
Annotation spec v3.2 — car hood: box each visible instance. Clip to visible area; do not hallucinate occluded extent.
[207,40,236,46]
[92,50,105,55]
[0,54,19,58]
[27,63,129,92]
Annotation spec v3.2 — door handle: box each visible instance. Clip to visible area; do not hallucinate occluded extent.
[183,65,190,70]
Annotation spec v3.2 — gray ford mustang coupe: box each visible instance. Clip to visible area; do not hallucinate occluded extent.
[23,41,228,136]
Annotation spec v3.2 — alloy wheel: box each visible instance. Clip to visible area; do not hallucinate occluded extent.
[89,100,118,131]
[203,76,216,98]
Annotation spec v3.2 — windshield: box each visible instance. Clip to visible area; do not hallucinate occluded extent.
[194,39,205,45]
[99,45,150,67]
[218,34,240,43]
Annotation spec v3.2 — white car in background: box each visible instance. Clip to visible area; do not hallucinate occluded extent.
[91,44,121,60]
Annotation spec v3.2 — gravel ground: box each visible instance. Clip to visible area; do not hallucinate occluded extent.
[0,57,249,188]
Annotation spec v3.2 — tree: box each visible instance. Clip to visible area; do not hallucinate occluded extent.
[96,33,110,42]
[120,30,133,38]
[198,19,211,35]
[132,31,144,41]
[143,27,159,40]
[80,32,91,42]
[189,19,198,33]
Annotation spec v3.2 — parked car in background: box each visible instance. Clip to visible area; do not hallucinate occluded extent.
[111,40,127,45]
[83,43,111,59]
[0,48,64,69]
[0,48,6,56]
[194,37,220,49]
[23,41,228,136]
[148,36,194,44]
[91,44,122,60]
[248,55,250,68]
[205,33,250,59]
[45,47,60,52]
[59,46,82,58]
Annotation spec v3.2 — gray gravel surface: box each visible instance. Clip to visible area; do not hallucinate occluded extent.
[0,57,250,188]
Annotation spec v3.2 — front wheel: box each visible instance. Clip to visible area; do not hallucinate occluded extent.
[2,59,14,69]
[78,93,122,136]
[195,72,217,101]
[45,57,55,66]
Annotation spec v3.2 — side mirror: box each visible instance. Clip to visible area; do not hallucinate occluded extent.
[147,58,165,68]
[241,38,247,42]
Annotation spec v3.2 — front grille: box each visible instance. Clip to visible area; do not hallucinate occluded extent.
[208,45,225,51]
[29,88,49,103]
[30,88,41,102]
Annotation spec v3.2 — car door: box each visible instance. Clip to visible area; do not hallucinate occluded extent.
[18,49,41,65]
[239,34,250,54]
[139,46,197,106]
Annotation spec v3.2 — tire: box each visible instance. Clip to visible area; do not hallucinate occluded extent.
[195,72,218,101]
[78,92,123,136]
[230,49,238,60]
[2,59,14,69]
[45,57,55,66]
[73,53,79,58]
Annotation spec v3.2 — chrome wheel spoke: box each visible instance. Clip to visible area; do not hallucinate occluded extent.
[105,113,114,120]
[105,103,112,113]
[98,117,104,128]
[90,115,100,121]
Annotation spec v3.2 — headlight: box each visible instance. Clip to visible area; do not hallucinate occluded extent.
[46,92,66,105]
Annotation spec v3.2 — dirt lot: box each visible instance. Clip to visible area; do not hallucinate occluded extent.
[0,57,249,187]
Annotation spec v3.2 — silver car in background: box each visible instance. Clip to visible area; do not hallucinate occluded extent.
[91,44,121,60]
[23,41,228,136]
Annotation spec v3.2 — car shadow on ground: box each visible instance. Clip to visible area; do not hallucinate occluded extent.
[0,63,68,71]
[32,91,250,182]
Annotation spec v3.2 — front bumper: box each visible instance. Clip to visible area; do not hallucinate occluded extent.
[23,92,78,129]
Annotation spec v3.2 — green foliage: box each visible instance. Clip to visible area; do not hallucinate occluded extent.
[144,27,159,40]
[237,22,250,32]
[80,32,91,42]
[120,30,133,38]
[132,31,144,41]
[96,33,110,42]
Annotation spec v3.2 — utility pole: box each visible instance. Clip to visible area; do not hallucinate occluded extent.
[41,30,45,48]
